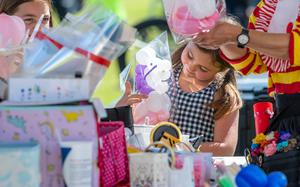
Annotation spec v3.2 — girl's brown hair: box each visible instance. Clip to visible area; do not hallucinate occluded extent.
[171,43,243,120]
[0,0,53,26]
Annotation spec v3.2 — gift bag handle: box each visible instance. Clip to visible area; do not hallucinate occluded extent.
[174,141,196,152]
[145,141,176,168]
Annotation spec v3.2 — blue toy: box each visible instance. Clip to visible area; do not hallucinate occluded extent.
[236,164,287,187]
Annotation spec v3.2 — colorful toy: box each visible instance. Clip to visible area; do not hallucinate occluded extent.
[163,0,226,37]
[235,164,287,187]
[135,47,172,95]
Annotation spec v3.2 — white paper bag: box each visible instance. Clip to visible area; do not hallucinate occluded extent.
[168,156,194,187]
[129,153,169,187]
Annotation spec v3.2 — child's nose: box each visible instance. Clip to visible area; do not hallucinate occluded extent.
[188,63,197,72]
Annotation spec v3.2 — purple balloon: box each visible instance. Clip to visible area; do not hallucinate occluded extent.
[135,64,153,95]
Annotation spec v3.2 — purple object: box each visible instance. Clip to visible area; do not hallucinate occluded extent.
[135,64,154,95]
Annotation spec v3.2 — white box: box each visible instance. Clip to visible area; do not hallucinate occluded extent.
[8,77,90,102]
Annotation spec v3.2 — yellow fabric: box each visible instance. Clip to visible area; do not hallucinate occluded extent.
[292,19,300,66]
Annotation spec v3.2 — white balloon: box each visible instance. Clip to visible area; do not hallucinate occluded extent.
[147,91,163,112]
[161,93,171,110]
[160,59,172,70]
[187,0,216,19]
[145,72,156,85]
[156,69,171,80]
[157,82,169,94]
[136,47,156,65]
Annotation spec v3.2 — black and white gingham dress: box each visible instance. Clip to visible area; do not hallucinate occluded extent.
[168,66,218,142]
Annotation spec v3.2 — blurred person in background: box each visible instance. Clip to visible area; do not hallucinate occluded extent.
[0,0,52,100]
[0,0,52,34]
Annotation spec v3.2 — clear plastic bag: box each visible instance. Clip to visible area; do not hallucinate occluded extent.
[133,32,174,125]
[18,7,136,94]
[162,0,226,43]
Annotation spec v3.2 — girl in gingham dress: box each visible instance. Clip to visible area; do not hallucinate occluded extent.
[169,42,242,156]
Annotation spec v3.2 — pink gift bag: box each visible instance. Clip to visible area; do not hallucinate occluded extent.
[0,105,99,187]
[97,121,130,187]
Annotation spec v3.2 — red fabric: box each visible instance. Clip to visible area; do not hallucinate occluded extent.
[274,81,300,94]
[289,32,295,65]
[219,49,250,65]
[239,55,256,75]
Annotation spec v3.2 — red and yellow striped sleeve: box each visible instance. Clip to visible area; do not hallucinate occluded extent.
[220,3,267,76]
[290,15,300,66]
[220,49,267,76]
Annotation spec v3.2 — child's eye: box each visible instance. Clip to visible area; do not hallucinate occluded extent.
[187,51,193,59]
[23,18,36,25]
[199,66,208,72]
[42,17,50,24]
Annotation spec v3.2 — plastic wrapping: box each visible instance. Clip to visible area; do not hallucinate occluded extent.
[133,32,174,125]
[162,0,226,43]
[18,7,136,95]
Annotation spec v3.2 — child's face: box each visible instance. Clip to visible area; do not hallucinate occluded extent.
[181,42,221,82]
[14,0,51,36]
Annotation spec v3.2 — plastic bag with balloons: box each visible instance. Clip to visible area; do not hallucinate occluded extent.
[162,0,226,44]
[133,32,175,125]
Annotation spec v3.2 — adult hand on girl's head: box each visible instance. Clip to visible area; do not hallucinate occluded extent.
[193,22,242,49]
[116,81,148,107]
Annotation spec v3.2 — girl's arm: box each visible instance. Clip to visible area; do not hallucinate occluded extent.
[200,109,239,156]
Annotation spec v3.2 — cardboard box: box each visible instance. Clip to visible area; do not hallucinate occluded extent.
[8,77,90,102]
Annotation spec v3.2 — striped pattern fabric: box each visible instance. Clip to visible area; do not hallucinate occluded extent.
[221,0,300,96]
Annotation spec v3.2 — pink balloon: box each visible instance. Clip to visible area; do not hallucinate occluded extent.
[146,112,159,125]
[157,111,170,122]
[169,6,220,36]
[0,13,26,48]
[133,103,170,125]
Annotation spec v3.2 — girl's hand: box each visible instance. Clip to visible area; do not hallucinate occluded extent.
[116,81,148,107]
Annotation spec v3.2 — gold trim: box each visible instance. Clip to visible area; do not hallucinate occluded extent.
[150,121,182,144]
